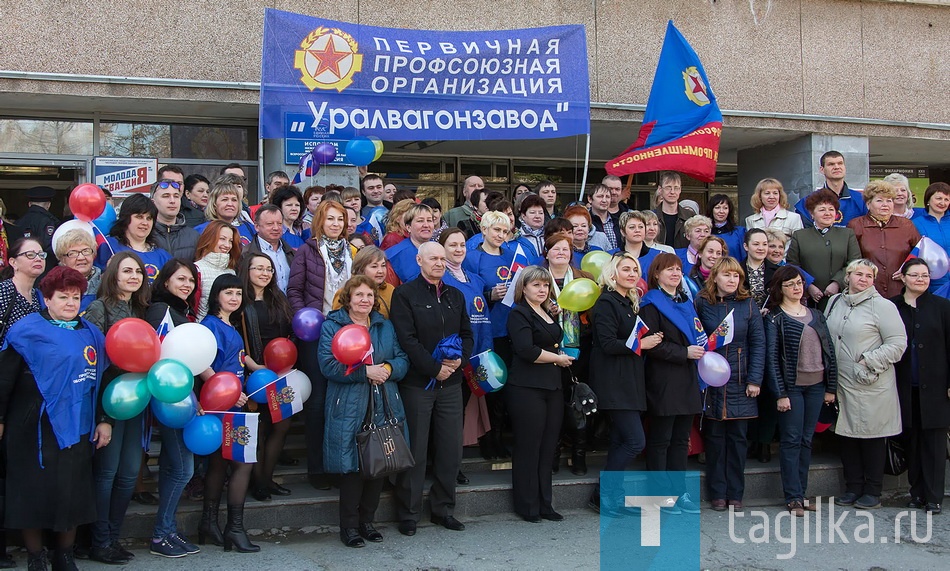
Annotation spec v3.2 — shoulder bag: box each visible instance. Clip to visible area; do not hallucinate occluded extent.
[356,384,415,479]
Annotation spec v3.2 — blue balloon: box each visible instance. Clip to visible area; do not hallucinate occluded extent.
[683,275,701,301]
[345,137,377,167]
[183,415,223,455]
[246,368,278,403]
[150,392,198,429]
[92,202,117,234]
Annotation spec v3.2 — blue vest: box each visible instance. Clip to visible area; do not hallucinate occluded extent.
[386,239,421,283]
[443,270,492,355]
[3,313,107,456]
[463,245,519,338]
[201,315,246,383]
[94,237,173,284]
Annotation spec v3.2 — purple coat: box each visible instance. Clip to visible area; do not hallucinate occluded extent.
[288,239,326,312]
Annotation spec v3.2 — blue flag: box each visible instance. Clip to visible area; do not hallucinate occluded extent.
[607,21,722,182]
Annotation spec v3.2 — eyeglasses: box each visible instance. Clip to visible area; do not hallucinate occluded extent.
[15,251,47,260]
[64,248,94,259]
[781,280,804,288]
[905,273,930,280]
[157,180,182,190]
[249,265,275,274]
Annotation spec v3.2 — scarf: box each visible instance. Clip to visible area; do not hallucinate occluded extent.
[550,267,581,354]
[761,205,781,227]
[445,260,466,283]
[640,288,707,347]
[0,220,8,269]
[50,319,79,329]
[698,265,711,279]
[520,222,544,241]
[321,236,347,274]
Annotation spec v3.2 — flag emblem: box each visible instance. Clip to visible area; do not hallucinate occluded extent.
[83,345,98,366]
[683,66,711,106]
[278,386,296,405]
[230,425,252,447]
[294,27,363,92]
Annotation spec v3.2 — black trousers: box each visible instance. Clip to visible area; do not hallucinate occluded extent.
[298,339,328,476]
[395,383,463,521]
[338,473,385,528]
[839,436,886,497]
[703,419,749,501]
[506,384,562,518]
[906,388,948,504]
[646,414,693,472]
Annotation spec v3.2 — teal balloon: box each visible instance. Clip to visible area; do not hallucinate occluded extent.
[150,392,198,429]
[183,415,223,455]
[103,372,150,421]
[345,137,377,167]
[247,368,278,404]
[147,359,195,403]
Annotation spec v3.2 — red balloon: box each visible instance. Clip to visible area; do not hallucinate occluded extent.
[636,278,648,297]
[264,338,298,374]
[105,318,162,373]
[69,183,107,222]
[199,371,242,411]
[331,324,372,365]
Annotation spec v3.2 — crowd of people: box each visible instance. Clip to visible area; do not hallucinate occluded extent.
[0,152,948,570]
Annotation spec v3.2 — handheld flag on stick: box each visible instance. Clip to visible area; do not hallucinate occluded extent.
[155,307,176,342]
[291,150,320,185]
[625,316,650,356]
[606,21,722,182]
[218,412,259,463]
[705,309,735,350]
[262,373,305,423]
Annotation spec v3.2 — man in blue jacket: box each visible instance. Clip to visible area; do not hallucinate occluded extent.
[795,150,867,226]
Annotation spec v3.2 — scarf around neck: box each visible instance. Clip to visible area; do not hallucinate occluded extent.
[321,236,347,274]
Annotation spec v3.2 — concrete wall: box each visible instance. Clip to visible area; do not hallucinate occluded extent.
[1,0,948,125]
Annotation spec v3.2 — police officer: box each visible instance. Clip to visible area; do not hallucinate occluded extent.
[18,186,61,270]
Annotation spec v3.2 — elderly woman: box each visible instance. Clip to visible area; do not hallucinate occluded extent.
[0,238,46,346]
[0,266,112,571]
[825,259,907,510]
[847,180,921,299]
[675,215,712,274]
[94,193,172,284]
[706,195,746,262]
[891,259,950,514]
[319,275,409,547]
[563,205,608,266]
[912,182,950,293]
[787,190,862,310]
[54,229,101,311]
[745,178,804,239]
[518,194,548,259]
[883,173,915,219]
[195,175,256,247]
[332,246,394,318]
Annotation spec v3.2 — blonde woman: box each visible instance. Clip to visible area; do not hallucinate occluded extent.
[195,175,256,246]
[745,178,803,239]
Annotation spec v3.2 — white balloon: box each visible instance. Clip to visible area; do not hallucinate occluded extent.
[52,219,95,255]
[160,323,217,375]
[286,369,312,403]
[919,236,950,280]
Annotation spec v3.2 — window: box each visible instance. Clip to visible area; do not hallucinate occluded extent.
[0,119,93,155]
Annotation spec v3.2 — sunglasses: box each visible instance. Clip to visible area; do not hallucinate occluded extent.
[157,180,182,190]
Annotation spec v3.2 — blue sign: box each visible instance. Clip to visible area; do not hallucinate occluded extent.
[261,9,590,141]
[600,471,700,570]
[284,139,351,166]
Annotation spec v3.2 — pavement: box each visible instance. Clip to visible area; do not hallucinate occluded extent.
[32,499,950,570]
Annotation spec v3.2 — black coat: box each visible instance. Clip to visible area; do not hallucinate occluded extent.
[639,302,703,416]
[588,290,646,411]
[695,296,765,420]
[764,308,838,398]
[506,303,562,391]
[391,276,474,389]
[891,292,950,430]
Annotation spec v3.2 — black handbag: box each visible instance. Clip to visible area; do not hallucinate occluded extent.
[884,437,907,476]
[356,384,415,479]
[565,369,598,431]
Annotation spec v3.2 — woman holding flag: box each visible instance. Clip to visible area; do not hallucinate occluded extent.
[238,254,294,502]
[319,275,409,547]
[197,273,256,553]
[587,253,663,514]
[639,252,705,514]
[695,257,765,511]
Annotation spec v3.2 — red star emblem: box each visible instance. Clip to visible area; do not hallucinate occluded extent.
[308,40,349,78]
[690,75,705,95]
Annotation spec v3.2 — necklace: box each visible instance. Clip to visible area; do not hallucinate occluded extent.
[781,304,806,317]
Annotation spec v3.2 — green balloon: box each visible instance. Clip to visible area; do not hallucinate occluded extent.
[558,278,601,312]
[581,250,611,282]
[147,359,195,404]
[103,373,150,421]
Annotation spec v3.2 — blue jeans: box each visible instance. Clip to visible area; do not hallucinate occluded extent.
[153,425,194,539]
[776,383,825,503]
[93,415,144,547]
[604,410,646,472]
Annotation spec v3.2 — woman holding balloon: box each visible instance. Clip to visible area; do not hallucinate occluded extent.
[695,257,765,511]
[911,182,950,292]
[94,193,173,284]
[84,252,151,564]
[638,252,705,514]
[237,254,295,502]
[54,228,101,312]
[197,273,257,552]
[319,275,410,547]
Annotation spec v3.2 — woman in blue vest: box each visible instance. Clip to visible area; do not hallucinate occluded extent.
[0,266,111,571]
[94,193,172,285]
[83,252,151,564]
[197,274,257,553]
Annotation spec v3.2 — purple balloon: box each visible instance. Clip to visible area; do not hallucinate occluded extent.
[698,351,731,388]
[311,142,337,165]
[293,308,325,342]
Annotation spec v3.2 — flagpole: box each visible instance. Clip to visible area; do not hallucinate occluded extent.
[577,132,591,203]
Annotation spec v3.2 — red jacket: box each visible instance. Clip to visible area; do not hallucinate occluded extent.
[848,214,920,298]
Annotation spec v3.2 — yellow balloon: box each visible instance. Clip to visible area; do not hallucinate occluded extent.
[581,250,611,282]
[368,136,384,162]
[557,278,601,312]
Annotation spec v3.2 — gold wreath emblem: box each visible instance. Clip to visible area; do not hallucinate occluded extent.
[294,27,363,92]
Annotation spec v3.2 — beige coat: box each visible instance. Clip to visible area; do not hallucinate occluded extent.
[745,208,804,239]
[824,287,907,438]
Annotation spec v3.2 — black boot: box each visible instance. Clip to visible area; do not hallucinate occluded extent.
[570,448,588,476]
[198,496,224,546]
[223,504,260,553]
[50,548,78,571]
[27,550,48,571]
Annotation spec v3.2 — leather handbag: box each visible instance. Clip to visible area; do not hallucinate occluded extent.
[565,368,598,431]
[356,384,415,479]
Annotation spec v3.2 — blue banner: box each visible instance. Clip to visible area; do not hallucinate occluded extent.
[260,9,590,141]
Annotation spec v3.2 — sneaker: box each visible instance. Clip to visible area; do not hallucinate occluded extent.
[854,495,881,510]
[835,492,858,506]
[676,493,701,514]
[167,533,200,554]
[149,537,187,558]
[656,497,681,515]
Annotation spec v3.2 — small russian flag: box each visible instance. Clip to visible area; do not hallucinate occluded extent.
[705,309,735,351]
[292,151,320,185]
[905,239,922,263]
[345,344,374,376]
[219,412,259,463]
[155,307,175,342]
[263,375,304,423]
[625,316,650,356]
[508,243,530,277]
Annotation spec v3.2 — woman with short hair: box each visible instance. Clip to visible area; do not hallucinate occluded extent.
[271,185,308,249]
[195,176,256,246]
[882,173,915,219]
[706,194,746,262]
[675,215,713,273]
[0,238,46,346]
[54,228,100,311]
